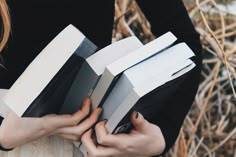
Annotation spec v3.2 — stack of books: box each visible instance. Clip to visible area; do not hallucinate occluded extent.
[0,24,196,154]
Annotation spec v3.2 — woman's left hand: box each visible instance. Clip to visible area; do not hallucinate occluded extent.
[81,111,166,157]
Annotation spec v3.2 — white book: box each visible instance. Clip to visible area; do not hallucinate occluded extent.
[0,89,11,118]
[0,89,7,99]
[79,43,196,155]
[107,60,195,134]
[90,32,177,110]
[60,36,143,114]
[100,43,195,123]
[3,24,97,117]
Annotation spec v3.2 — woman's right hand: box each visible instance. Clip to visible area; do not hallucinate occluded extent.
[0,98,101,149]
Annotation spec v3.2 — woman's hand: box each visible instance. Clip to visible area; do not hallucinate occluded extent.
[0,98,102,149]
[81,111,166,157]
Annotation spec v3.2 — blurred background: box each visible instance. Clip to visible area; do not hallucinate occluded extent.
[113,0,236,156]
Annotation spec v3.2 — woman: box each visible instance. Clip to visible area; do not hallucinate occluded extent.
[0,0,202,156]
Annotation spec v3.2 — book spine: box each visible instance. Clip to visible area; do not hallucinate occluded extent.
[58,38,98,114]
[99,74,134,121]
[90,68,120,110]
[76,37,97,59]
[60,62,99,114]
[105,89,140,134]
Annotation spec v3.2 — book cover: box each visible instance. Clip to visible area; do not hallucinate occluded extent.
[79,42,196,155]
[3,25,97,117]
[90,32,177,110]
[99,43,196,133]
[60,36,143,114]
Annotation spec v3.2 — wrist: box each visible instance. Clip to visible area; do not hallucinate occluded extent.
[147,124,166,156]
[0,117,14,151]
[0,144,14,151]
[0,135,14,151]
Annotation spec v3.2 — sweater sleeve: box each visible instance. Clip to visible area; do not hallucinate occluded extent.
[0,62,14,151]
[135,0,202,155]
[0,116,12,151]
[0,116,3,125]
[0,116,14,151]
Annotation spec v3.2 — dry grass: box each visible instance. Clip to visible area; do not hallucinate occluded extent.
[113,0,236,156]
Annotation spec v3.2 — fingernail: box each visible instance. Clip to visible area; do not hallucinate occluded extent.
[85,97,91,104]
[97,107,103,113]
[75,109,81,114]
[135,111,139,119]
[103,119,108,123]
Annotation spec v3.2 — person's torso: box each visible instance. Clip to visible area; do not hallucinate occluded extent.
[1,0,115,88]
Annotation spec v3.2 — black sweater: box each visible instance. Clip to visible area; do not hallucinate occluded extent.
[0,0,202,155]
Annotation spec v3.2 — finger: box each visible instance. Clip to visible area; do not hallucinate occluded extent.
[81,129,122,157]
[43,98,92,129]
[53,108,102,136]
[81,129,97,154]
[76,97,92,122]
[95,120,129,149]
[76,107,102,131]
[57,134,81,142]
[130,111,148,133]
[72,97,92,125]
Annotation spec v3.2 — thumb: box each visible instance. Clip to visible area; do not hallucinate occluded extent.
[130,111,148,132]
[43,98,91,129]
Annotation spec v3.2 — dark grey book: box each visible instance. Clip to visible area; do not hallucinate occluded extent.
[3,25,97,117]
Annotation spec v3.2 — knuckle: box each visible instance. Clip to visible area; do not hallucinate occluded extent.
[82,103,90,113]
[80,108,86,116]
[88,116,97,125]
[95,123,99,130]
[39,124,50,135]
[126,145,134,153]
[71,119,78,126]
[81,135,86,142]
[75,130,82,137]
[68,115,78,126]
[82,110,90,119]
[117,144,125,151]
[81,134,86,143]
[73,112,88,124]
[85,108,90,116]
[96,135,108,145]
[96,136,104,145]
[73,136,81,142]
[118,143,132,152]
[95,123,101,131]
